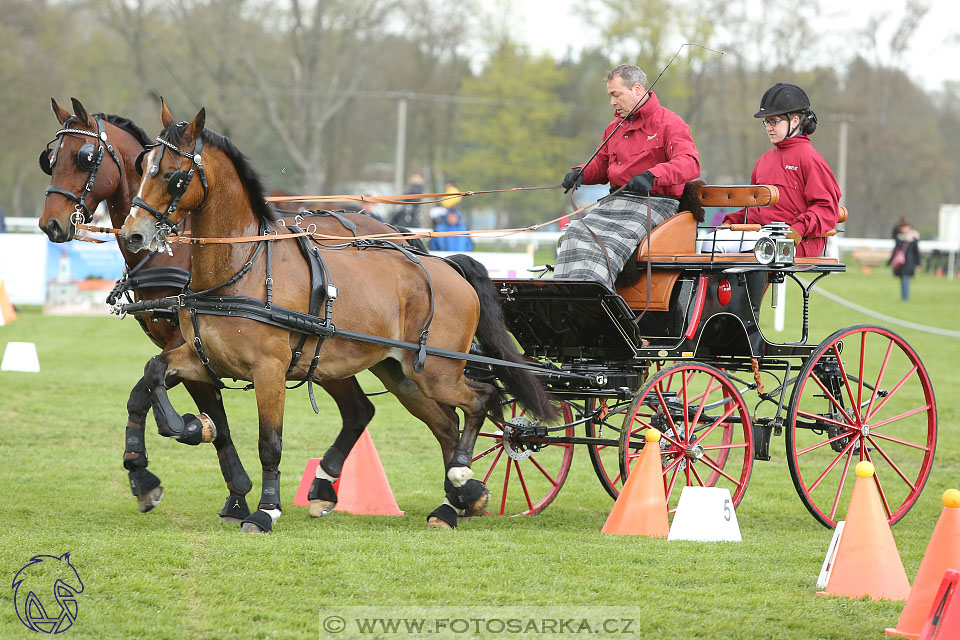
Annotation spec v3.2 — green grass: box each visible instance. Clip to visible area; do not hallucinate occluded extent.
[1,267,958,639]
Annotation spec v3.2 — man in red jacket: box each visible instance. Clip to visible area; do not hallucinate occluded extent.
[556,64,700,283]
[721,83,841,257]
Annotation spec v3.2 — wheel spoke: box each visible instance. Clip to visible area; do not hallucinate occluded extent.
[689,374,718,430]
[689,462,706,487]
[832,344,862,423]
[482,448,504,484]
[513,461,534,512]
[865,339,895,422]
[654,386,681,442]
[796,409,856,430]
[869,431,931,451]
[691,402,737,443]
[528,452,560,486]
[864,449,892,517]
[866,435,918,491]
[868,404,932,430]
[795,428,858,456]
[698,453,742,486]
[498,458,513,515]
[473,442,502,461]
[664,462,681,502]
[829,450,854,521]
[866,364,919,422]
[857,332,866,417]
[810,370,856,425]
[807,438,859,494]
[681,372,691,441]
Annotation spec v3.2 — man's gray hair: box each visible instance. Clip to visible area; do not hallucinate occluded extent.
[606,64,647,89]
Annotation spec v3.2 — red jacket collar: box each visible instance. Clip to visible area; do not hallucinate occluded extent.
[774,134,809,150]
[619,91,660,122]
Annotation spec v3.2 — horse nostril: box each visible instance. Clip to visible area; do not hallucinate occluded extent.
[127,233,144,250]
[44,219,63,241]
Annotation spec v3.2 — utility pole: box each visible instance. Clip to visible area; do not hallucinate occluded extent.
[393,95,410,195]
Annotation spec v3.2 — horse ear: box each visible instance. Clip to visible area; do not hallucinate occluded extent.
[160,97,175,128]
[71,98,91,127]
[51,98,71,124]
[186,108,206,139]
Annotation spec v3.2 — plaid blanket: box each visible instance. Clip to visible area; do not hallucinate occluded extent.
[554,194,680,284]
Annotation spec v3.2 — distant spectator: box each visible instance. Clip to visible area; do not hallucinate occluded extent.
[391,173,424,227]
[0,207,6,233]
[710,208,727,227]
[440,182,462,210]
[359,200,384,222]
[430,208,473,252]
[888,218,920,301]
[429,205,448,230]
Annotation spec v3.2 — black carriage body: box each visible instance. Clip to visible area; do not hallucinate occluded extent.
[494,257,845,391]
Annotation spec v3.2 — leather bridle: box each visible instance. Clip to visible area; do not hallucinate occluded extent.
[130,132,208,248]
[42,115,123,225]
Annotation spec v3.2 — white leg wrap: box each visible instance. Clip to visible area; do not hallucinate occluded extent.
[443,498,465,516]
[263,508,281,524]
[447,466,474,488]
[315,465,337,482]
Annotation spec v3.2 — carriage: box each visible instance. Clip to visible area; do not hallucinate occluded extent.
[473,185,936,528]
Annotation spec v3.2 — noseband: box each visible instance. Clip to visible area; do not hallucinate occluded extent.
[130,134,208,246]
[41,115,124,225]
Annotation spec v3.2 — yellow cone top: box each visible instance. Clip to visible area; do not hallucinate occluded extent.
[644,429,661,443]
[944,488,960,508]
[855,461,875,478]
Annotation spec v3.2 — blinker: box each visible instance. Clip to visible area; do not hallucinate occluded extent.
[76,143,97,171]
[39,148,55,175]
[167,169,189,196]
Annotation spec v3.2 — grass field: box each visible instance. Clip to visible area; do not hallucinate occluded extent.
[1,266,957,639]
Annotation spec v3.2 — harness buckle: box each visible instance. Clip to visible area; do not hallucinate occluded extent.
[326,284,338,300]
[70,208,84,228]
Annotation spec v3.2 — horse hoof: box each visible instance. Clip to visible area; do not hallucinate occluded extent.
[136,486,164,513]
[240,522,265,534]
[468,489,490,516]
[427,516,455,530]
[197,413,217,443]
[309,499,336,518]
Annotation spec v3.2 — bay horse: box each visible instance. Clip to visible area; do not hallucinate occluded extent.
[37,98,429,523]
[119,100,557,532]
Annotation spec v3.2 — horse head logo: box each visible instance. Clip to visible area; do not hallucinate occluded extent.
[12,552,84,634]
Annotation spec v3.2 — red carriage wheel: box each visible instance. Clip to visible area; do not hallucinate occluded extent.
[469,399,574,516]
[586,363,664,499]
[617,362,754,513]
[786,325,936,528]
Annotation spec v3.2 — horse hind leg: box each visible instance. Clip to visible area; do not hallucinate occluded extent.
[370,360,486,530]
[306,377,376,518]
[182,380,253,523]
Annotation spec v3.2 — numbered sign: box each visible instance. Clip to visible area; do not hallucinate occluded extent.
[667,486,742,542]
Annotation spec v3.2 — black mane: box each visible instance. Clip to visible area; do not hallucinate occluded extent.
[160,121,278,225]
[95,113,152,148]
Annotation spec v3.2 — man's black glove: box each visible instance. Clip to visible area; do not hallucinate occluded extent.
[625,171,655,194]
[562,169,584,192]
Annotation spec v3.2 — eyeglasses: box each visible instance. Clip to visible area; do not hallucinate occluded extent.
[762,117,786,127]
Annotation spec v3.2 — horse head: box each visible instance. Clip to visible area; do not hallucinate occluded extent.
[38,98,138,242]
[122,99,208,254]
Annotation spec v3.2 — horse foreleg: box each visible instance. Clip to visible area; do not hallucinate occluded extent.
[182,381,253,523]
[122,357,168,513]
[306,377,376,518]
[240,369,287,534]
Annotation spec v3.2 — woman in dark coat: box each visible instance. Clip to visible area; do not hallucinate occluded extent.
[889,218,921,301]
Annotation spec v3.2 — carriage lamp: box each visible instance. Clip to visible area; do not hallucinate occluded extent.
[753,222,796,267]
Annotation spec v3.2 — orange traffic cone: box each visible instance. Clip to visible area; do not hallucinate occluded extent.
[886,489,960,638]
[918,569,960,640]
[602,429,669,537]
[0,281,16,325]
[818,461,911,600]
[292,430,403,516]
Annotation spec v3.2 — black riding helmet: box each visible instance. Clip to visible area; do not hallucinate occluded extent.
[754,83,811,118]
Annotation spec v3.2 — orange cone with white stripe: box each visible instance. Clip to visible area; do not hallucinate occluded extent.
[817,461,911,601]
[0,281,16,325]
[602,428,669,537]
[886,489,960,638]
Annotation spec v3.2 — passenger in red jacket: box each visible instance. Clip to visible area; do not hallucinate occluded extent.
[556,63,700,283]
[722,83,841,257]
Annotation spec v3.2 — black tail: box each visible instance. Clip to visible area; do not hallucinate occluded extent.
[445,254,559,422]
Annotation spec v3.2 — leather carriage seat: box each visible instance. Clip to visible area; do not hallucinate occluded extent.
[616,185,846,311]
